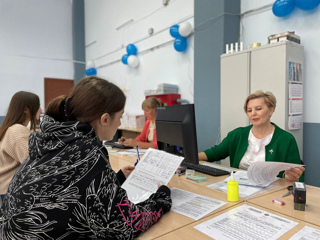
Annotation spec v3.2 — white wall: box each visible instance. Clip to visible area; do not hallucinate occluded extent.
[84,0,194,116]
[0,0,74,115]
[241,0,320,123]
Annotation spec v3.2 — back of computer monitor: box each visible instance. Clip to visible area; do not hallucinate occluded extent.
[156,104,199,165]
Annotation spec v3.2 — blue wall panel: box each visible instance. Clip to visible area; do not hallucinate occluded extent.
[0,116,4,125]
[194,0,240,151]
[303,123,320,187]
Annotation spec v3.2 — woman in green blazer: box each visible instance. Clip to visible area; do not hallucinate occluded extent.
[199,90,305,182]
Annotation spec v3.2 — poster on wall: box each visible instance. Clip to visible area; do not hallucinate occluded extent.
[289,62,302,82]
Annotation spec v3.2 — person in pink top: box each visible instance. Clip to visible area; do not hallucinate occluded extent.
[119,97,162,149]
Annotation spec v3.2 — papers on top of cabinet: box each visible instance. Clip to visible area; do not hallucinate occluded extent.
[194,204,299,240]
[122,148,184,204]
[247,162,304,187]
[170,188,226,221]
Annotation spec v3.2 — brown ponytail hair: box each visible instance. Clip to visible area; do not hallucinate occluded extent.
[0,91,40,140]
[46,76,126,123]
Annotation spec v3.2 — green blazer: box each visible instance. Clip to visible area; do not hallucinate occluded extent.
[204,123,303,181]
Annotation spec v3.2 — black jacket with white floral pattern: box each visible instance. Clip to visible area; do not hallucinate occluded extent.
[0,115,171,239]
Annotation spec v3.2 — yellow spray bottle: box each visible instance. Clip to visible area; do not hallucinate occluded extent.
[227,171,239,202]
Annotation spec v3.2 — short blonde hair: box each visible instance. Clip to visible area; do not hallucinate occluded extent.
[244,90,276,112]
[142,97,162,109]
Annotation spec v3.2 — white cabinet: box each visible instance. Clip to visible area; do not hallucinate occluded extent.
[220,41,304,166]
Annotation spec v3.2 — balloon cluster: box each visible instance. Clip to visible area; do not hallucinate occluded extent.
[85,61,97,76]
[273,0,320,17]
[121,44,139,68]
[170,22,192,52]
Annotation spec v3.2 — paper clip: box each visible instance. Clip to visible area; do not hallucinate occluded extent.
[272,199,285,206]
[135,145,140,166]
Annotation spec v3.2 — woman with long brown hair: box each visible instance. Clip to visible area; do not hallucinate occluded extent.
[0,91,41,199]
[0,77,171,239]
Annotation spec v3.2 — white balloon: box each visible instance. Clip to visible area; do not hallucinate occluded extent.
[86,60,95,69]
[178,22,192,37]
[127,55,139,68]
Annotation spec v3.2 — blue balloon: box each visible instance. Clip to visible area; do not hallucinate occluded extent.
[121,54,129,65]
[85,68,97,76]
[170,25,180,38]
[174,37,187,52]
[272,0,295,17]
[295,0,319,11]
[126,44,137,55]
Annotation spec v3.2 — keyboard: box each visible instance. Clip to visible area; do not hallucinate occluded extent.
[181,161,231,176]
[103,141,133,149]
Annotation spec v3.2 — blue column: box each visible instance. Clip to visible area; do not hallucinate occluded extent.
[0,116,5,125]
[72,0,86,84]
[194,0,240,151]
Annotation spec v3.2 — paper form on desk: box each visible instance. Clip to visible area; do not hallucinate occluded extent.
[224,171,278,187]
[117,148,148,156]
[194,204,298,240]
[170,188,226,221]
[122,148,184,204]
[247,162,304,187]
[207,173,277,198]
[289,226,320,240]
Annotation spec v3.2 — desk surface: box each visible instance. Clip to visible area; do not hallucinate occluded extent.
[112,153,289,197]
[109,153,242,240]
[197,161,290,196]
[110,153,289,199]
[247,185,320,227]
[155,202,320,240]
[108,152,294,239]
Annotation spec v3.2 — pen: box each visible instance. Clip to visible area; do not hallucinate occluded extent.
[135,145,140,166]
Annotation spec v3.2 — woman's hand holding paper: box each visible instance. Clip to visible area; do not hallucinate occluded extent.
[284,166,305,181]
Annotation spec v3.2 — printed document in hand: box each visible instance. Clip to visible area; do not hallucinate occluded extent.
[122,148,184,204]
[194,204,298,240]
[170,188,226,221]
[247,162,304,187]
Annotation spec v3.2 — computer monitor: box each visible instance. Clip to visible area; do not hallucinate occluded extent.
[156,104,198,165]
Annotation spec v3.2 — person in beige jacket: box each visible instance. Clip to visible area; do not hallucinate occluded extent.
[0,91,41,200]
